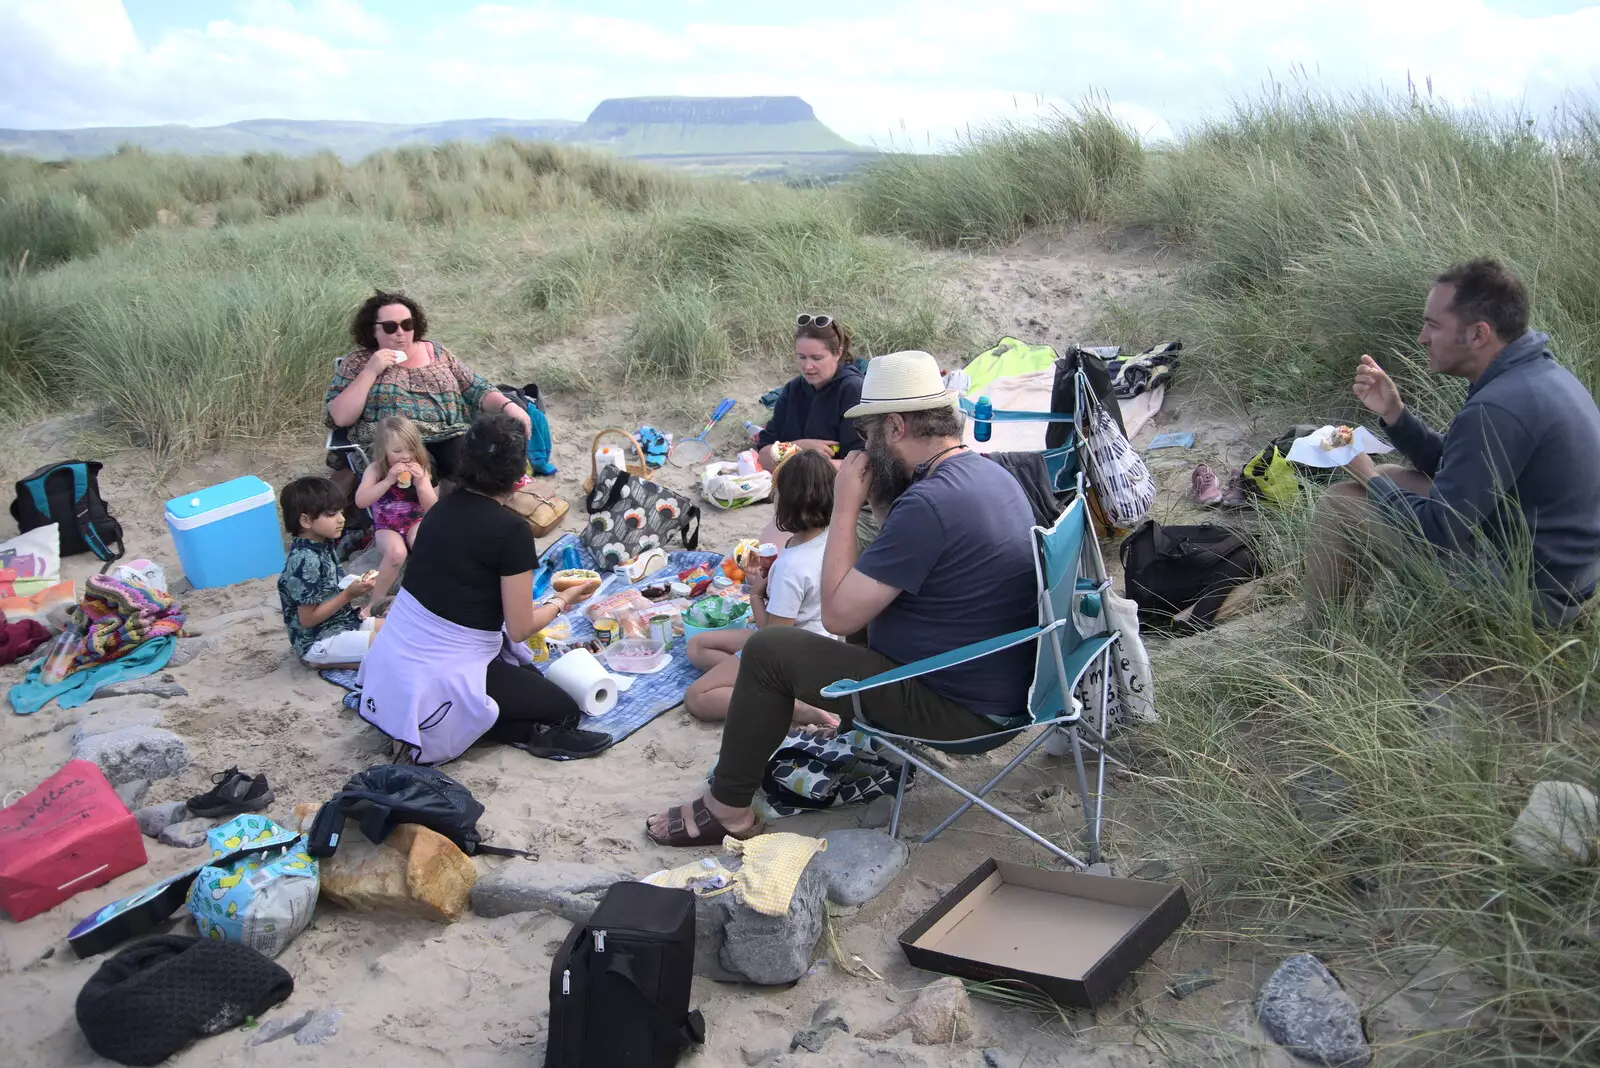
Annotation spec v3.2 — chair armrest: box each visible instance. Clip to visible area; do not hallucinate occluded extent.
[959,397,1079,424]
[819,620,1063,699]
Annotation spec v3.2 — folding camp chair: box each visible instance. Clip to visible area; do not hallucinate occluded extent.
[819,494,1120,868]
[325,357,371,477]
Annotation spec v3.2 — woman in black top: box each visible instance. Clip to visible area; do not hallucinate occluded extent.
[362,413,608,761]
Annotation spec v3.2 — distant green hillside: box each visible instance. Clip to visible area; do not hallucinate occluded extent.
[0,118,579,161]
[0,96,870,165]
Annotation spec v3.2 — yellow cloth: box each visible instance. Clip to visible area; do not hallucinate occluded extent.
[724,832,827,917]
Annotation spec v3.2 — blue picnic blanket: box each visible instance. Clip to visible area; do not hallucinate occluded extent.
[331,533,733,750]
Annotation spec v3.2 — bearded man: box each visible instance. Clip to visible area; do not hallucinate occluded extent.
[647,350,1040,847]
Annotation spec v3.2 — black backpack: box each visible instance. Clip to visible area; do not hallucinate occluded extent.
[11,460,124,563]
[1046,344,1125,449]
[1120,520,1261,630]
[545,881,705,1068]
[305,764,532,859]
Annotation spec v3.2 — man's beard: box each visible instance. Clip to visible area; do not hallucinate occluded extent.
[867,433,912,511]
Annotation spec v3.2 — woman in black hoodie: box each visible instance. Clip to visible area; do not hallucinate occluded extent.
[754,314,865,470]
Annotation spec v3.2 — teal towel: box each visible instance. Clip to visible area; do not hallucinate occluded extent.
[527,406,558,476]
[9,636,177,714]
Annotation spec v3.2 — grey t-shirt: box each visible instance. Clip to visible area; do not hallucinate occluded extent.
[855,451,1038,725]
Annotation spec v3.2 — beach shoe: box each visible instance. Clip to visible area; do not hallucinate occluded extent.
[1220,467,1249,507]
[515,724,613,761]
[1191,463,1222,505]
[186,767,275,818]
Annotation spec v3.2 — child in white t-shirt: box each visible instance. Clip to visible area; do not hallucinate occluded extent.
[686,450,839,726]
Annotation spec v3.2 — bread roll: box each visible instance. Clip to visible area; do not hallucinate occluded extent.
[552,568,601,592]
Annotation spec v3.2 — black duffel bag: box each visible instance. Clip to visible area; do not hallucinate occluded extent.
[1120,520,1261,630]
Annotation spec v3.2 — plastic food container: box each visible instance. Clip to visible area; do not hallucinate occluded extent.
[601,638,669,674]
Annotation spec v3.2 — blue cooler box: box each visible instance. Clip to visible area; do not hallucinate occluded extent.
[164,476,285,589]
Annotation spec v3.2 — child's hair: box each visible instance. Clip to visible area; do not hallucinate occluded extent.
[773,449,835,534]
[280,476,345,535]
[372,415,430,482]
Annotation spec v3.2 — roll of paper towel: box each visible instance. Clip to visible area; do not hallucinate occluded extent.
[546,648,624,717]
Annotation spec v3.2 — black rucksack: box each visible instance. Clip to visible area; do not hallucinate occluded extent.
[305,764,532,859]
[1120,520,1261,630]
[1046,344,1125,449]
[545,881,705,1068]
[11,460,124,563]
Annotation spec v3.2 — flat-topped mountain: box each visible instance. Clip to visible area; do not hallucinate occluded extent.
[573,95,862,157]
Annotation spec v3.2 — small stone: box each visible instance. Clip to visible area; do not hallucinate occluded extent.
[470,861,626,923]
[135,801,190,838]
[71,725,190,785]
[1256,954,1372,1067]
[1510,781,1597,869]
[790,1015,848,1052]
[1169,969,1220,1000]
[1129,858,1176,881]
[93,679,188,699]
[861,976,974,1045]
[114,778,150,810]
[246,1009,313,1046]
[859,795,895,829]
[1085,861,1115,877]
[293,1007,342,1045]
[814,829,908,906]
[166,636,218,668]
[159,818,213,849]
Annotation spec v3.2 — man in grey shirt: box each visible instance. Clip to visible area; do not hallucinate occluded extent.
[1311,258,1600,625]
[647,351,1039,847]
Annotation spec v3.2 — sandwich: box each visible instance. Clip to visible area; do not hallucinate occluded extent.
[1322,425,1355,450]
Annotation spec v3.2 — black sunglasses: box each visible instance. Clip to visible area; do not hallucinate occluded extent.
[796,313,835,330]
[378,318,415,335]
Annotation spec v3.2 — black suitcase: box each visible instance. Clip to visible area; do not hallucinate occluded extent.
[545,881,705,1068]
[1120,520,1260,630]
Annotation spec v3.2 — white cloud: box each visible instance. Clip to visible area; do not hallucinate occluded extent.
[0,0,1595,144]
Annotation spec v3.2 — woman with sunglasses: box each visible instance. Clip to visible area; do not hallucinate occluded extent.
[753,313,865,472]
[326,291,531,481]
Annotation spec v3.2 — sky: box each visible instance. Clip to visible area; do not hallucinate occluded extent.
[2,0,1598,146]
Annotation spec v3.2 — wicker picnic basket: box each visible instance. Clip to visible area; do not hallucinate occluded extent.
[582,427,650,494]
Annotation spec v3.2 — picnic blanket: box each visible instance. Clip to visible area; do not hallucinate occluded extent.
[329,533,729,748]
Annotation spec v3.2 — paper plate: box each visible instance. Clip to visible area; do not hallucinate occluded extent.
[1285,425,1394,469]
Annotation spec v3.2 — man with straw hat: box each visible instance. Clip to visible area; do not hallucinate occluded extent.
[648,351,1039,847]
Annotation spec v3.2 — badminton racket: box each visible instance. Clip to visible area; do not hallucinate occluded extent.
[668,397,736,467]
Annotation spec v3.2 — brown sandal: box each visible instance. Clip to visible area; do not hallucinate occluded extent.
[646,798,764,848]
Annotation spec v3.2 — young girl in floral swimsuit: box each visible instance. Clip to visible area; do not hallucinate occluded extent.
[354,415,438,613]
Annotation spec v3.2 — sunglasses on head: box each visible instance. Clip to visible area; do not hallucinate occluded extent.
[796,313,835,330]
[378,318,415,335]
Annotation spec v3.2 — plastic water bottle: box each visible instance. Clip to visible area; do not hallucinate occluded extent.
[40,622,82,684]
[561,545,581,571]
[743,420,763,442]
[973,395,993,443]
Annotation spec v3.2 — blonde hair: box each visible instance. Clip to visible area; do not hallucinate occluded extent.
[372,415,430,482]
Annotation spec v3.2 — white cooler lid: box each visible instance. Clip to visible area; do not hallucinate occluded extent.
[165,475,276,531]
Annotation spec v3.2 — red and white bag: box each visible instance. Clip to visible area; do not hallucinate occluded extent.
[0,760,147,922]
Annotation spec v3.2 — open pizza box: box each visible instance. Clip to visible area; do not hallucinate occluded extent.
[898,858,1190,1008]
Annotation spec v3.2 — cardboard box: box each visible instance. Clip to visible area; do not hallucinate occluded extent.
[0,760,148,923]
[898,858,1189,1008]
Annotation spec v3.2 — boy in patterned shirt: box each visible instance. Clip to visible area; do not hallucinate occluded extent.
[277,477,381,665]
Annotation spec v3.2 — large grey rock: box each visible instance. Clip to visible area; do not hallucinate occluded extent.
[114,778,150,810]
[135,801,190,838]
[53,694,161,733]
[470,861,627,922]
[71,705,164,745]
[814,829,908,906]
[1511,781,1597,869]
[1256,954,1372,1067]
[159,818,213,849]
[696,862,826,986]
[72,726,190,785]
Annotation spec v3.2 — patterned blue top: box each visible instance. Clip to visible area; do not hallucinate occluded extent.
[277,537,361,656]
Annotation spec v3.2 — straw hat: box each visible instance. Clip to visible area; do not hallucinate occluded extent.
[843,350,958,420]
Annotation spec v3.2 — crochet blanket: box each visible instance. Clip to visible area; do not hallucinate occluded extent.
[71,575,184,674]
